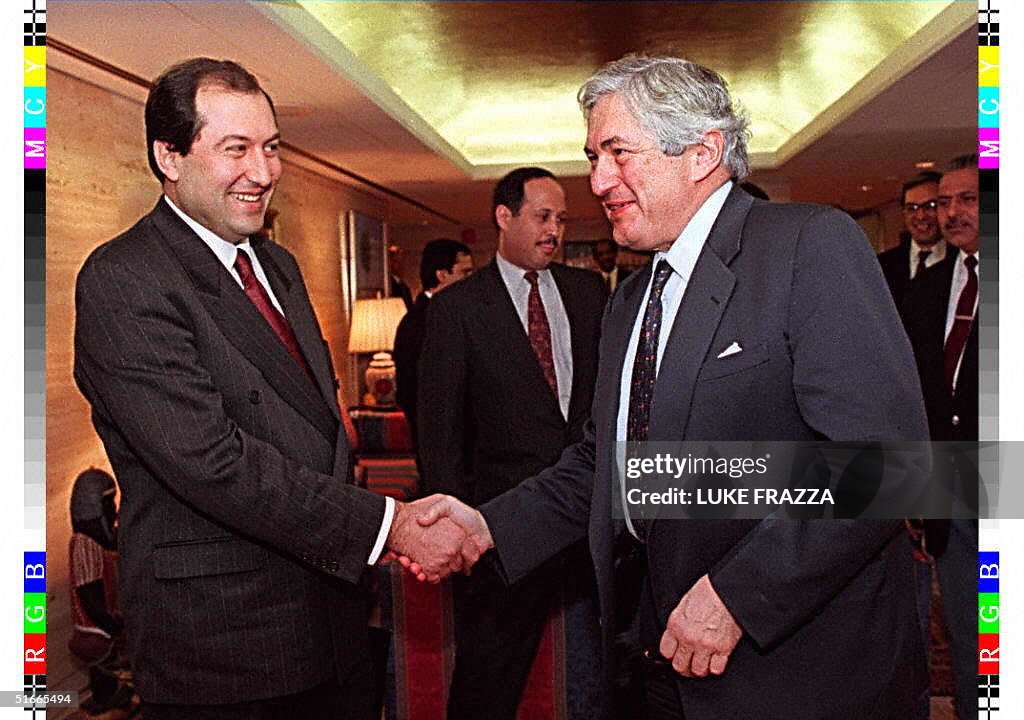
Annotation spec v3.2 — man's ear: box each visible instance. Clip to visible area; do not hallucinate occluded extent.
[153,140,182,183]
[495,204,512,232]
[689,130,725,183]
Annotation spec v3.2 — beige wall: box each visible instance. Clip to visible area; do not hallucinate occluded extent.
[46,67,392,690]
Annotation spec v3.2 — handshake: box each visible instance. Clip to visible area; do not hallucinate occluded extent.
[385,494,495,582]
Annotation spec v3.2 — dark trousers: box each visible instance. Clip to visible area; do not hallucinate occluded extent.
[642,665,685,720]
[936,518,979,720]
[635,555,686,720]
[141,672,373,720]
[447,561,559,720]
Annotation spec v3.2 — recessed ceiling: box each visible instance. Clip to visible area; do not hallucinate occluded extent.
[273,0,965,175]
[49,1,977,225]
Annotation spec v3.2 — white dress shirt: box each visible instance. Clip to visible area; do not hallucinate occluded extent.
[164,196,286,315]
[165,196,394,564]
[602,266,624,292]
[616,180,733,537]
[909,238,947,279]
[495,252,574,420]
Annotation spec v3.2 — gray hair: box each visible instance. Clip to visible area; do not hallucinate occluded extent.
[946,153,978,171]
[578,55,751,179]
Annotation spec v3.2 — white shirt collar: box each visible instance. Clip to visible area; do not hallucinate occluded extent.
[654,180,733,279]
[495,250,552,287]
[163,195,255,268]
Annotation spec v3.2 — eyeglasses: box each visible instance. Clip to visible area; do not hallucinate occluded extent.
[903,200,938,213]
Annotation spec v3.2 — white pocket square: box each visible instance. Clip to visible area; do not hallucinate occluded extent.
[716,342,743,359]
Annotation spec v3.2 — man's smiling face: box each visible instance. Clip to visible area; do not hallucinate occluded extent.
[585,92,697,253]
[161,85,281,244]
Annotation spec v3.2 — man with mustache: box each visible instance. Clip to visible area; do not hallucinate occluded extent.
[901,154,980,720]
[415,56,929,719]
[73,57,469,720]
[878,171,947,305]
[416,167,606,719]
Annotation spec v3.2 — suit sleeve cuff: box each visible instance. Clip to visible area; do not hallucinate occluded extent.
[366,496,395,565]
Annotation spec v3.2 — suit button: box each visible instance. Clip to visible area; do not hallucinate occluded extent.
[329,561,339,573]
[952,415,960,426]
[249,390,261,404]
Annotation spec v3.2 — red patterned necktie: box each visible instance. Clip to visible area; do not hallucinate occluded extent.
[234,248,315,383]
[943,254,977,392]
[524,271,558,398]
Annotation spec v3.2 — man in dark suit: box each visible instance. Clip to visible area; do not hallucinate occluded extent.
[388,245,415,310]
[393,237,473,445]
[593,237,633,292]
[901,154,980,720]
[414,55,929,719]
[417,167,606,719]
[877,171,946,305]
[73,58,472,720]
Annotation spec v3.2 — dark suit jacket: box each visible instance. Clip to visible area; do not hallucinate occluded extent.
[74,200,386,704]
[604,264,633,293]
[417,260,607,504]
[900,252,978,556]
[390,274,414,310]
[901,251,978,442]
[877,238,913,304]
[481,186,930,719]
[393,292,430,442]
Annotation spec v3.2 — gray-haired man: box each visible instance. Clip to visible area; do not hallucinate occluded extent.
[413,54,929,720]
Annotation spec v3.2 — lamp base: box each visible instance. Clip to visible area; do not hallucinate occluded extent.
[364,351,397,407]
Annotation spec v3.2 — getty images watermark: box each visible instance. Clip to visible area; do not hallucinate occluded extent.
[613,441,1005,520]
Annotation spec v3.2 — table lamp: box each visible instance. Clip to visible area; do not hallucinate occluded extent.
[347,296,408,406]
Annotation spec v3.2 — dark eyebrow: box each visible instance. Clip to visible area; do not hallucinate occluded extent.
[216,132,281,147]
[600,136,629,150]
[584,136,632,155]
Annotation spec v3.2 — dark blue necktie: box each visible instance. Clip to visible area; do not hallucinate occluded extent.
[627,260,674,442]
[626,260,673,538]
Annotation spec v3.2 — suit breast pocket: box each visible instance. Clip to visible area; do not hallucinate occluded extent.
[153,536,263,580]
[698,341,770,382]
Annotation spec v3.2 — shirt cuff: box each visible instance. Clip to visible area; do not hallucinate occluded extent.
[366,496,395,565]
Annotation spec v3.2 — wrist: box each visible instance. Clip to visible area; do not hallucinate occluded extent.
[386,501,409,551]
[474,508,495,550]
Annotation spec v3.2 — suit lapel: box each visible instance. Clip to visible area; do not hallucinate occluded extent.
[254,242,340,421]
[648,186,750,441]
[479,261,563,418]
[552,264,594,423]
[915,253,956,345]
[589,261,650,548]
[597,261,651,437]
[150,202,338,443]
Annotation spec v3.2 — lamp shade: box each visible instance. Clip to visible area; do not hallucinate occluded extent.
[348,296,407,354]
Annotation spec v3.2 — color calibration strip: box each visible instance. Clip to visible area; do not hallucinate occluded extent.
[24,0,45,712]
[977,1,999,717]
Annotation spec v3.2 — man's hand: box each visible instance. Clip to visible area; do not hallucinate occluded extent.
[389,494,495,581]
[416,494,494,550]
[386,496,482,582]
[659,574,743,678]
